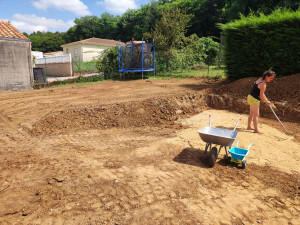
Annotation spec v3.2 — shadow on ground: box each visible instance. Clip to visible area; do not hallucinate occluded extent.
[173,146,247,170]
[173,147,209,168]
[179,83,217,91]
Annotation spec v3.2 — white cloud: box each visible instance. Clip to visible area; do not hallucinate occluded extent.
[33,0,91,16]
[97,0,138,14]
[11,14,75,33]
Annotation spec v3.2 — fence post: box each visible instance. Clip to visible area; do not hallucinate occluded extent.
[208,61,210,75]
[79,56,81,77]
[72,60,75,76]
[217,33,222,70]
[44,58,47,77]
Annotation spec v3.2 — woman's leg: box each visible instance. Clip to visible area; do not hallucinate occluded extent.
[252,104,262,133]
[247,105,254,130]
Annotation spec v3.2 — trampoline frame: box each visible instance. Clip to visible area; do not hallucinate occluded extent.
[117,39,155,77]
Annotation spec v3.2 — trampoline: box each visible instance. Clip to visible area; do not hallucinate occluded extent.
[118,39,155,78]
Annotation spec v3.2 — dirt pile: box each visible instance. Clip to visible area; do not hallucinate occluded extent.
[31,93,209,136]
[213,73,300,107]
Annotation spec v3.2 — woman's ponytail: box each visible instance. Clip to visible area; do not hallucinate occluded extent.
[262,70,276,80]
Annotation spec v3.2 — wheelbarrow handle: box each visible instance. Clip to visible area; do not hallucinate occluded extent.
[247,143,253,150]
[236,140,239,147]
[209,115,211,127]
[233,118,242,131]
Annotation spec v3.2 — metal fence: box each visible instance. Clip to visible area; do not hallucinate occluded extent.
[72,61,97,75]
[36,54,71,64]
[35,54,73,77]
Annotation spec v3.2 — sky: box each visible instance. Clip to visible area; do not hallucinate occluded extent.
[0,0,151,34]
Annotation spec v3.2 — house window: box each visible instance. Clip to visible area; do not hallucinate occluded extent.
[74,47,78,57]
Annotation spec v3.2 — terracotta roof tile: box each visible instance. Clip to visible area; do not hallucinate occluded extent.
[0,20,29,40]
[61,37,124,47]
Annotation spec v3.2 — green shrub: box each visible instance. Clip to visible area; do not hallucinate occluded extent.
[197,36,219,66]
[155,35,219,72]
[96,46,122,79]
[220,8,300,80]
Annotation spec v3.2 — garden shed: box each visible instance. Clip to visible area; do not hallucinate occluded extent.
[0,20,33,91]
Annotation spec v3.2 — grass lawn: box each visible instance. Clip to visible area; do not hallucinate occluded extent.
[36,65,226,89]
[130,65,226,80]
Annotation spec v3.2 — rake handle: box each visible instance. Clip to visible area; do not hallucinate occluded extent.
[269,105,289,134]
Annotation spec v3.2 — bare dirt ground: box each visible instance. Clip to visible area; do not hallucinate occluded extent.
[0,74,299,224]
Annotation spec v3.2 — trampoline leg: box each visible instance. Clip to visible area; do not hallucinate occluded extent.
[142,71,143,79]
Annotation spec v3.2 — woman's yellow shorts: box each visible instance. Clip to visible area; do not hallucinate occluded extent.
[247,95,260,106]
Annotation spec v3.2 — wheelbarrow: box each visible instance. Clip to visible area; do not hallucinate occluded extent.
[228,140,253,169]
[198,115,242,167]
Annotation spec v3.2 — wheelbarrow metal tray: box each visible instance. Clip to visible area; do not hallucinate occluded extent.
[229,147,249,160]
[197,127,238,146]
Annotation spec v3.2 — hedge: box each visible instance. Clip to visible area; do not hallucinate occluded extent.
[219,8,300,80]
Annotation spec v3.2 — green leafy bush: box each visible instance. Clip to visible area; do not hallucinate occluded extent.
[155,35,219,72]
[220,8,300,80]
[197,37,219,66]
[96,46,122,79]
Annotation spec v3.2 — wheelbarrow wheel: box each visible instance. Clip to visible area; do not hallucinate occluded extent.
[208,147,218,167]
[242,160,247,169]
[227,156,232,164]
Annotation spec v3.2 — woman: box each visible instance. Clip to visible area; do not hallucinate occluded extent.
[247,70,276,134]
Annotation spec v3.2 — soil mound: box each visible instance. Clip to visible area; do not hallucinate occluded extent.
[213,73,300,107]
[31,94,208,136]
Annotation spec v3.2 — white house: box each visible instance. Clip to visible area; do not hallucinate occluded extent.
[61,37,124,62]
[31,51,43,59]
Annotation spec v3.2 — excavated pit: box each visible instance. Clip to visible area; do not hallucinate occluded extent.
[31,92,299,137]
[1,75,300,224]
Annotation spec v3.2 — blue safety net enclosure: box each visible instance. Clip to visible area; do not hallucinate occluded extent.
[118,40,155,73]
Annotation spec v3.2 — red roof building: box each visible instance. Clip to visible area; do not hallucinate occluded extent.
[61,37,123,47]
[0,20,29,40]
[0,20,33,91]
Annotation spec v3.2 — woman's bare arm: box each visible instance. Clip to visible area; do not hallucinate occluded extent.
[259,83,271,104]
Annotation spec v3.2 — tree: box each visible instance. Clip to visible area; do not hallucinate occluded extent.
[65,16,101,42]
[132,2,162,40]
[98,13,121,39]
[197,37,219,73]
[116,9,138,41]
[181,34,219,71]
[223,0,300,21]
[28,31,66,53]
[144,8,191,70]
[163,0,226,39]
[116,2,162,41]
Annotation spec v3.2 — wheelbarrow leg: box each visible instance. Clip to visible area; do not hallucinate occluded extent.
[204,143,211,154]
[218,146,228,157]
[218,146,223,155]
